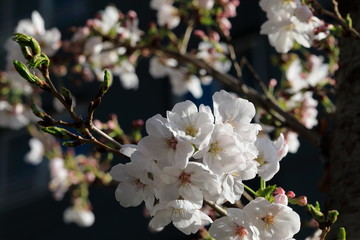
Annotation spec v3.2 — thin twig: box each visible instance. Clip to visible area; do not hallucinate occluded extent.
[180,19,194,54]
[89,123,123,150]
[310,0,360,39]
[154,48,322,147]
[203,199,227,217]
[319,227,330,240]
[241,57,269,95]
[216,26,243,82]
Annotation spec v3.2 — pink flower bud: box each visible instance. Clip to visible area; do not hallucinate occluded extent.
[274,194,288,205]
[194,30,207,40]
[286,191,296,199]
[127,10,137,20]
[295,196,307,206]
[269,78,277,88]
[273,187,285,195]
[85,172,96,183]
[209,31,220,42]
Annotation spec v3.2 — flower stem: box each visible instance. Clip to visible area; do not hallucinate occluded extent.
[243,184,258,197]
[260,178,266,190]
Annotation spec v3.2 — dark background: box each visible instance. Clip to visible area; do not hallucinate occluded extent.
[0,0,326,239]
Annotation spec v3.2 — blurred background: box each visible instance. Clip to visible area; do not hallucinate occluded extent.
[0,0,325,239]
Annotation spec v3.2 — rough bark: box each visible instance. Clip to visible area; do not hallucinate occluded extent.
[327,1,360,239]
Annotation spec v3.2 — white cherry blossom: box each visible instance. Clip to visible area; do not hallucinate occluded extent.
[216,172,244,204]
[255,133,288,181]
[243,197,301,240]
[159,162,221,207]
[156,4,180,29]
[24,138,44,165]
[149,200,212,235]
[194,123,253,174]
[213,90,261,142]
[137,114,194,169]
[63,207,95,227]
[167,100,214,147]
[209,208,260,240]
[110,151,159,209]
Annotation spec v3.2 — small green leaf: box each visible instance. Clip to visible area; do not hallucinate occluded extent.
[13,60,50,90]
[337,227,346,240]
[62,141,84,147]
[61,87,73,106]
[28,53,50,69]
[346,14,352,28]
[12,33,41,55]
[41,126,78,140]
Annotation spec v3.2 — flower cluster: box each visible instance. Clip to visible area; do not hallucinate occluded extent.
[63,5,142,88]
[110,90,294,236]
[260,0,328,53]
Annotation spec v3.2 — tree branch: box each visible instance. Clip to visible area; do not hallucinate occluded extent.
[155,48,322,147]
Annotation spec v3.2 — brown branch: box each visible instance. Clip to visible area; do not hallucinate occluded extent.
[203,199,227,217]
[154,48,322,147]
[310,0,360,39]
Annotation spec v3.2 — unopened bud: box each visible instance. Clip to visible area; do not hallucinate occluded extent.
[41,126,78,141]
[62,140,84,147]
[273,187,285,196]
[307,204,325,223]
[12,33,41,56]
[61,87,73,107]
[194,30,207,40]
[101,69,112,94]
[269,78,278,88]
[31,104,55,122]
[296,196,308,206]
[209,31,220,42]
[337,227,346,240]
[13,60,50,91]
[327,210,339,224]
[286,191,296,199]
[28,53,50,69]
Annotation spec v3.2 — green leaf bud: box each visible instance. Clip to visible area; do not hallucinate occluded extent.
[12,33,41,56]
[61,87,73,106]
[41,126,78,140]
[13,60,50,91]
[28,53,50,69]
[327,210,339,225]
[337,227,346,240]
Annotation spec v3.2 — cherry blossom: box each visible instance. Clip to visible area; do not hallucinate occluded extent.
[63,207,95,227]
[137,114,194,169]
[149,199,212,235]
[159,162,221,207]
[24,138,44,165]
[209,208,260,240]
[243,197,301,240]
[167,100,214,147]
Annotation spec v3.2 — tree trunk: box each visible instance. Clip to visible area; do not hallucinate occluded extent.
[327,1,360,239]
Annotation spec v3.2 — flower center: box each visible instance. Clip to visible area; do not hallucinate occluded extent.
[166,137,178,150]
[173,208,186,218]
[256,155,267,167]
[235,226,248,238]
[179,171,192,185]
[225,116,238,128]
[261,215,275,227]
[185,125,198,137]
[133,178,145,190]
[209,142,223,155]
